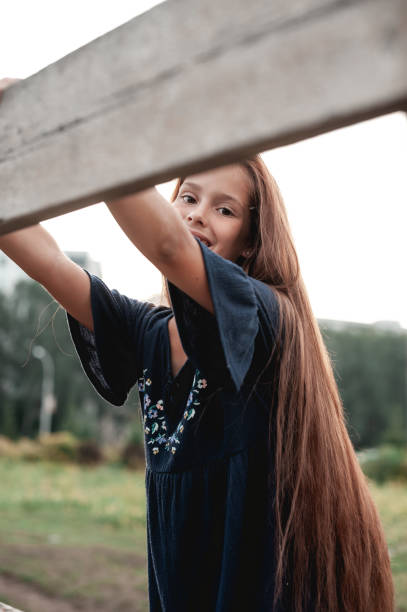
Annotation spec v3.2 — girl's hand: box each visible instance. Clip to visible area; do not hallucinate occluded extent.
[0,77,21,101]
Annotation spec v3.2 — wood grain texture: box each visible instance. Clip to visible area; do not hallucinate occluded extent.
[0,0,406,234]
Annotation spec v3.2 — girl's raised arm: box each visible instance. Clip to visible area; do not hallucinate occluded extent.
[0,225,93,330]
[106,190,214,313]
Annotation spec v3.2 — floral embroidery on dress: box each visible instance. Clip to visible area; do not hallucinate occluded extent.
[138,369,208,456]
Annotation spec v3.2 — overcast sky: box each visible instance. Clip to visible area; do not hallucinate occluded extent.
[1,0,406,327]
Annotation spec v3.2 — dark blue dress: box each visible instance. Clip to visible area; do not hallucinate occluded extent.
[67,241,281,611]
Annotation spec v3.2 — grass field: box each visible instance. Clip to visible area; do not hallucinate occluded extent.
[0,458,405,611]
[0,459,149,611]
[370,480,407,610]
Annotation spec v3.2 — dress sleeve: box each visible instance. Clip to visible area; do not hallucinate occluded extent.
[67,272,156,406]
[167,241,279,391]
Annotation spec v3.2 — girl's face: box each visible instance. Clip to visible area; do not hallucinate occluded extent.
[173,164,252,263]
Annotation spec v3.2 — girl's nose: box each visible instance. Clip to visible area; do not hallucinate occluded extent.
[187,204,207,226]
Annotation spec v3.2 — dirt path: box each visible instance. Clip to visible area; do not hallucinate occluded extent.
[0,574,77,612]
[0,543,148,612]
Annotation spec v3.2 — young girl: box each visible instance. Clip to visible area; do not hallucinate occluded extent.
[0,81,394,611]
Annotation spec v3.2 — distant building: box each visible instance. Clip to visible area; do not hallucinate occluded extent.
[0,251,102,294]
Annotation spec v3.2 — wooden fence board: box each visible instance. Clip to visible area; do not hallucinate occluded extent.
[0,602,23,612]
[0,0,406,234]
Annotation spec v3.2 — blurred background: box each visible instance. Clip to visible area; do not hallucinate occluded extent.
[0,1,406,611]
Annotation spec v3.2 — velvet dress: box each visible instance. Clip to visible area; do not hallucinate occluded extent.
[67,241,282,611]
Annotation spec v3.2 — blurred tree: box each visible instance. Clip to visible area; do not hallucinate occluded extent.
[0,280,142,443]
[322,325,407,449]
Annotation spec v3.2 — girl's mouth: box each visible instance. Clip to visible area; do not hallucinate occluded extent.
[190,232,212,247]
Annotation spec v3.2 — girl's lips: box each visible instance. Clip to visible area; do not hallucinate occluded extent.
[190,232,211,247]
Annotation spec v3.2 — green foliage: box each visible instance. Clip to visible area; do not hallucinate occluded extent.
[15,436,43,461]
[39,431,79,462]
[0,432,106,466]
[360,445,407,484]
[118,417,144,469]
[321,324,407,449]
[0,434,20,459]
[121,441,146,470]
[0,434,42,461]
[0,280,141,444]
[77,439,104,465]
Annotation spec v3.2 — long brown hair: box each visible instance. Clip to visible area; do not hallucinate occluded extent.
[170,156,394,611]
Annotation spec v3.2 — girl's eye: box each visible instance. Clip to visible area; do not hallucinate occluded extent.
[218,207,234,217]
[180,194,196,204]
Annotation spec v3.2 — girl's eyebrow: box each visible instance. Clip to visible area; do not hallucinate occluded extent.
[181,181,244,208]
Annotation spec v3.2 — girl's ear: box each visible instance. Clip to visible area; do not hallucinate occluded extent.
[242,248,251,258]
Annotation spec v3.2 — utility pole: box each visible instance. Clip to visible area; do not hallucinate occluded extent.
[32,345,56,436]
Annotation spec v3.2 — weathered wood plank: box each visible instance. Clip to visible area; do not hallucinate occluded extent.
[0,0,406,234]
[0,602,23,612]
